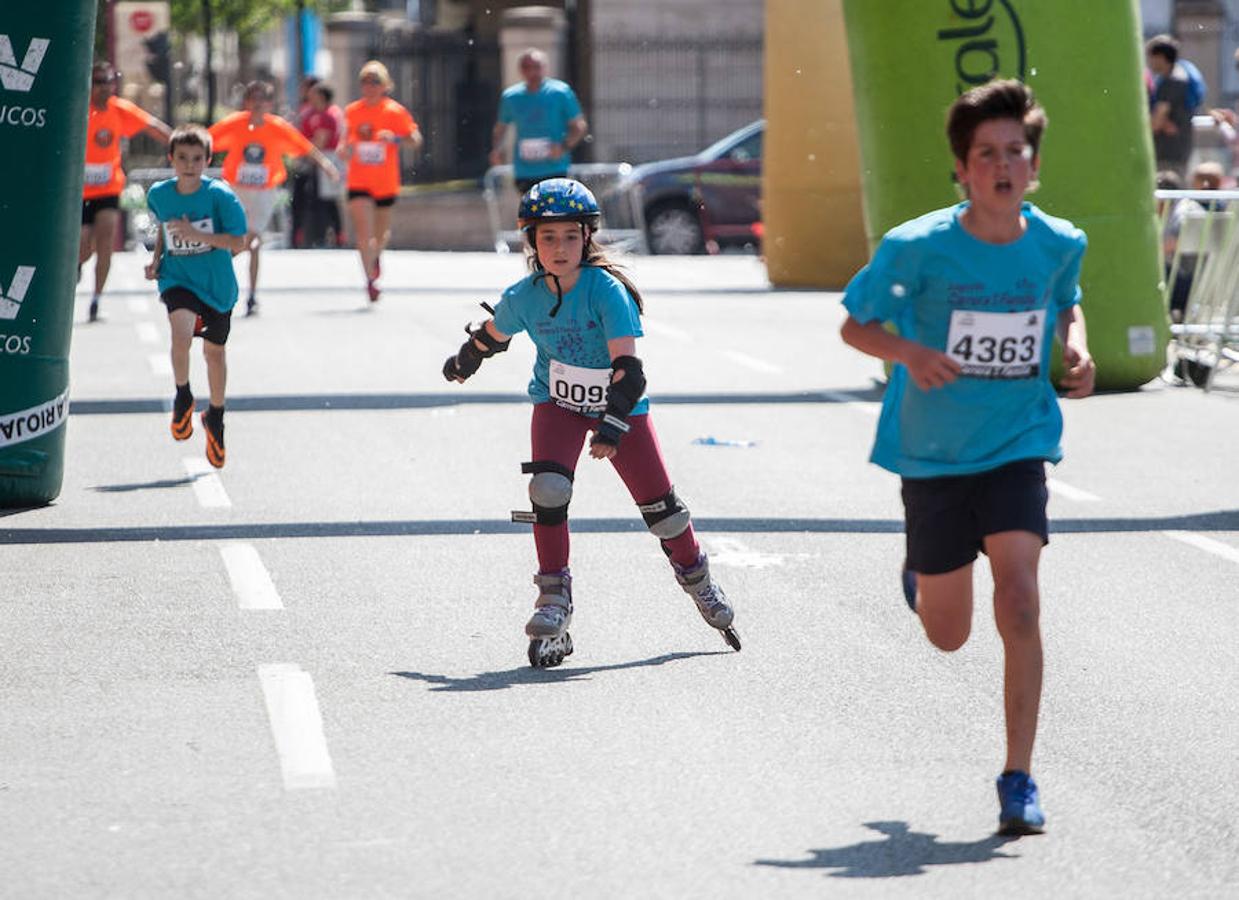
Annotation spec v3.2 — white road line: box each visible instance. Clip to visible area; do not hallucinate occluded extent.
[135,321,159,344]
[1047,478,1101,502]
[720,349,783,375]
[821,390,880,416]
[257,664,336,790]
[182,457,231,508]
[127,296,150,314]
[1162,530,1239,566]
[641,318,692,342]
[702,536,788,569]
[148,353,172,377]
[220,544,282,610]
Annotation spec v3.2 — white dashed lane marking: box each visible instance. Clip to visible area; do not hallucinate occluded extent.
[148,353,172,378]
[1047,478,1101,502]
[1162,530,1239,566]
[720,349,783,375]
[220,544,283,610]
[257,664,337,791]
[182,456,231,508]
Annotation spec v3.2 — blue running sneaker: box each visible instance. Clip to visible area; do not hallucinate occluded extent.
[901,564,917,612]
[996,770,1046,835]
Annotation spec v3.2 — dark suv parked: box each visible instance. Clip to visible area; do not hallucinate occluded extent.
[619,120,763,255]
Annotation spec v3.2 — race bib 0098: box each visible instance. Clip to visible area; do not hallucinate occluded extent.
[549,359,611,414]
[946,308,1044,379]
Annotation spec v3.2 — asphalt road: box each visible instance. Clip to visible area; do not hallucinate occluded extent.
[2,250,1236,899]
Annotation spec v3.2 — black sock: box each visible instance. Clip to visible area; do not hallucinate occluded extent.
[205,404,225,429]
[175,382,192,402]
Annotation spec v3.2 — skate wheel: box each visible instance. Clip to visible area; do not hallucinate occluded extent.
[528,633,573,669]
[722,626,741,652]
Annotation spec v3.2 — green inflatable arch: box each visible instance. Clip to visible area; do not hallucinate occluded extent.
[842,0,1167,390]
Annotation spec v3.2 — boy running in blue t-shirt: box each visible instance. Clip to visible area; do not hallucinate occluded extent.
[144,126,248,468]
[840,80,1095,836]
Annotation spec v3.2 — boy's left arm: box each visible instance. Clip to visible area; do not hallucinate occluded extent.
[1056,304,1095,398]
[165,217,247,255]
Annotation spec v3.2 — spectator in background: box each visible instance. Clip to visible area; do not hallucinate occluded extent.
[80,61,172,323]
[302,82,346,247]
[489,49,588,194]
[1146,35,1195,176]
[1158,169,1205,324]
[291,74,322,247]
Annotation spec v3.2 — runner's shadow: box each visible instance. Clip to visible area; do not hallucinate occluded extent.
[754,821,1019,879]
[392,650,728,692]
[92,476,198,493]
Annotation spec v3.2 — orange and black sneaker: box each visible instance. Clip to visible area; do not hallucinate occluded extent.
[171,387,194,441]
[201,406,226,469]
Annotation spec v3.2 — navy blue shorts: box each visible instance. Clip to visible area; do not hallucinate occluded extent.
[161,288,232,346]
[900,458,1049,576]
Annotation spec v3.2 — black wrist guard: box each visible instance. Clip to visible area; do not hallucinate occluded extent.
[443,320,509,382]
[590,355,646,447]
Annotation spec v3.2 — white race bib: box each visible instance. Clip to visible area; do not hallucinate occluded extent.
[946,308,1044,379]
[549,359,611,413]
[162,217,215,256]
[84,163,112,186]
[518,138,554,162]
[237,163,269,186]
[356,141,387,166]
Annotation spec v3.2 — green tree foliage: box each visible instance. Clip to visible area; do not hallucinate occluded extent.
[169,0,349,45]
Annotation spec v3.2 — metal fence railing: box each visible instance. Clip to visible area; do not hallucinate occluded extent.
[1157,188,1239,389]
[483,164,647,255]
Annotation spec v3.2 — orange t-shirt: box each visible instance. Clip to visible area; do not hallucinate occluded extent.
[344,97,417,198]
[208,112,315,190]
[83,96,153,200]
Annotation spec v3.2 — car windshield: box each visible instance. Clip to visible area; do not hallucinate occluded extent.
[700,122,764,162]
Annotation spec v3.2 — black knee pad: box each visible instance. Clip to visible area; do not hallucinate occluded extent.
[638,488,690,540]
[512,460,574,525]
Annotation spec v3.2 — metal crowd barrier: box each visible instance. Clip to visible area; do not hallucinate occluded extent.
[122,167,292,250]
[483,163,648,255]
[1157,188,1239,390]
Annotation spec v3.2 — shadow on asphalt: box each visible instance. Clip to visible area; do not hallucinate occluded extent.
[753,821,1019,878]
[66,387,885,416]
[391,650,730,691]
[91,476,199,493]
[4,510,1239,544]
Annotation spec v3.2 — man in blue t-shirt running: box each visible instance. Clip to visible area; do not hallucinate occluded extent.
[490,49,588,194]
[841,80,1095,838]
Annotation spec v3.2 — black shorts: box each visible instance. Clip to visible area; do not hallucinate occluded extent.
[347,190,396,208]
[82,195,120,225]
[161,287,232,346]
[901,458,1049,575]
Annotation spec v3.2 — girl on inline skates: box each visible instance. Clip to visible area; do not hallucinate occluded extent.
[441,178,740,667]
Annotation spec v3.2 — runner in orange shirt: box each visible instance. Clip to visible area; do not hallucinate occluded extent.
[209,81,339,315]
[342,60,422,302]
[80,61,171,322]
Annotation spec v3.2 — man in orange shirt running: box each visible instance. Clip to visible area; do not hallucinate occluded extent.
[80,61,172,322]
[209,80,339,315]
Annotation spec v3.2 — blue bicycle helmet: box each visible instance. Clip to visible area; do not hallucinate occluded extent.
[518,178,601,232]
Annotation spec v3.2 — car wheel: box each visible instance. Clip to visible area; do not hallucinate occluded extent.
[646,203,704,255]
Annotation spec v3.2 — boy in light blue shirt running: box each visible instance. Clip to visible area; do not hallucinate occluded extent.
[144,125,247,468]
[841,80,1095,837]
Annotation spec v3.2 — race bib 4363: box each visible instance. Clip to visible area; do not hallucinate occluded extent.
[946,308,1044,379]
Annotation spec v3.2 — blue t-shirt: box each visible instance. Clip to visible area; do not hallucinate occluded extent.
[499,78,583,180]
[147,176,247,313]
[842,202,1087,479]
[492,265,648,415]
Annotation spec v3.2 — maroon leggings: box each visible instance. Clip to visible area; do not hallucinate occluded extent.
[530,402,700,572]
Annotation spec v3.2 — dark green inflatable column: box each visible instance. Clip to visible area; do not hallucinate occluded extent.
[0,4,96,505]
[843,0,1166,390]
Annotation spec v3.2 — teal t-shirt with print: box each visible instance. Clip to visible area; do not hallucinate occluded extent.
[492,265,648,415]
[147,176,247,313]
[842,202,1087,479]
